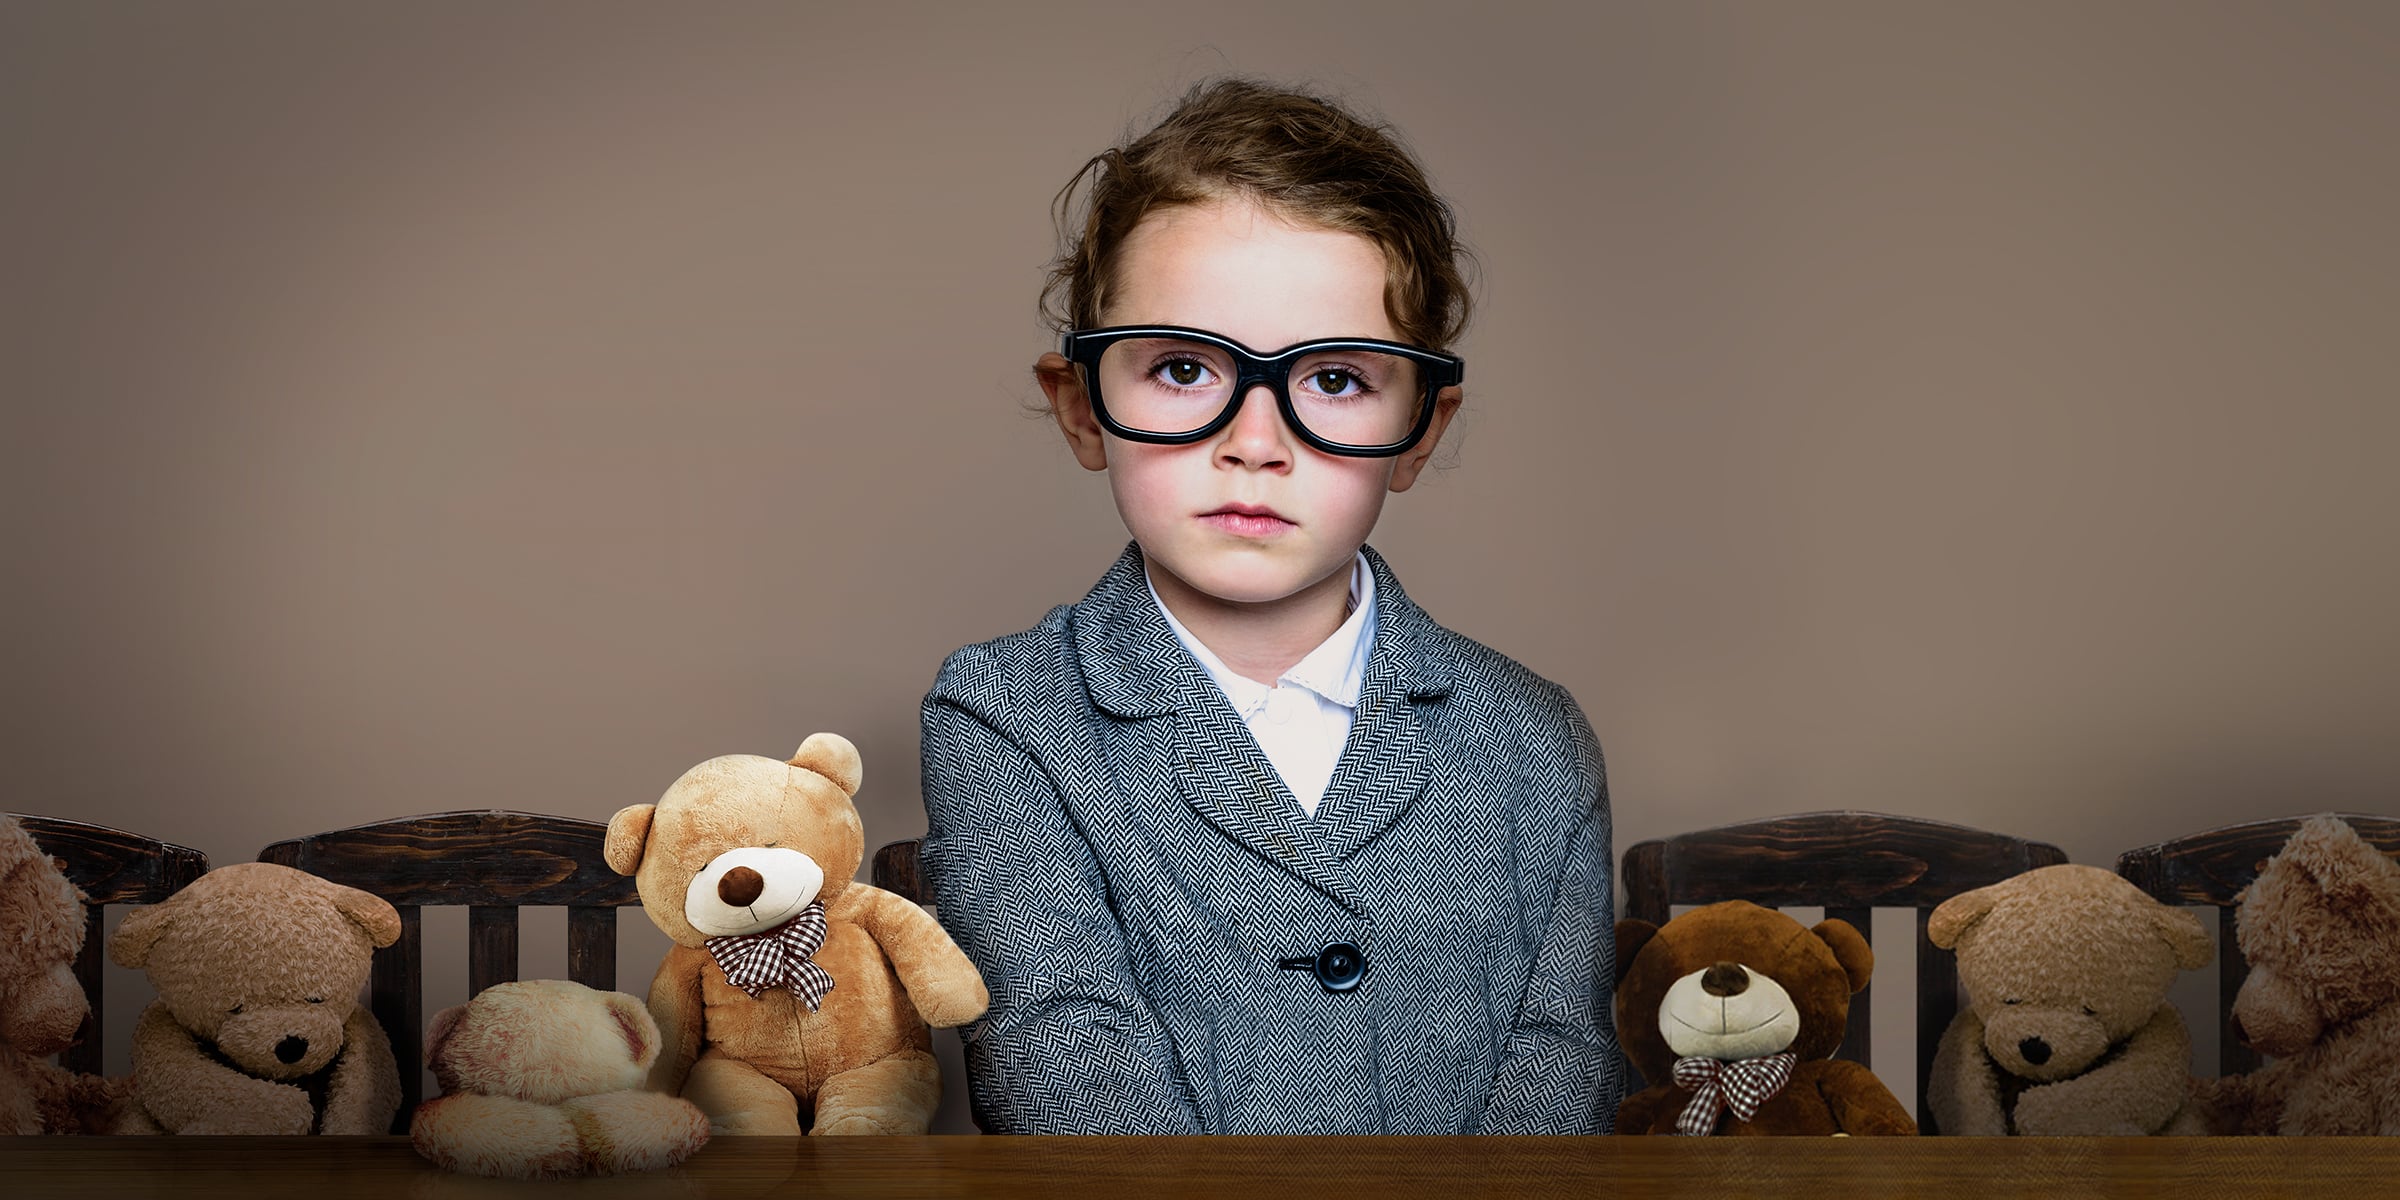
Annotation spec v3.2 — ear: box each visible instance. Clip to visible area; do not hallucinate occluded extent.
[328,882,402,948]
[1927,883,2002,950]
[601,989,662,1070]
[1387,385,1462,493]
[1613,920,1659,989]
[789,732,863,797]
[1813,918,1875,994]
[2150,903,2215,971]
[110,899,177,969]
[424,1003,467,1066]
[1037,351,1109,472]
[604,804,655,876]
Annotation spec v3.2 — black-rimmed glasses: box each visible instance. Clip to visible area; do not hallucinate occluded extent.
[1060,326,1464,457]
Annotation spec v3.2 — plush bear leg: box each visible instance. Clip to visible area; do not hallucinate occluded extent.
[809,1050,941,1136]
[412,1094,583,1179]
[683,1052,801,1136]
[563,1090,711,1172]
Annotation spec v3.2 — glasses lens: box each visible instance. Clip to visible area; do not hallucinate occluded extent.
[1094,337,1427,446]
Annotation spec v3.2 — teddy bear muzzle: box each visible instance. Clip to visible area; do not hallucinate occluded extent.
[1980,1009,2109,1081]
[1660,962,1802,1061]
[682,847,826,937]
[217,1007,347,1079]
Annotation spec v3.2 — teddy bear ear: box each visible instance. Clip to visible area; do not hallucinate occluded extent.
[2149,903,2214,971]
[788,732,863,797]
[109,897,179,969]
[601,990,662,1071]
[604,804,655,876]
[1926,882,2003,950]
[424,1003,468,1065]
[327,883,403,948]
[1813,918,1875,994]
[1613,920,1659,988]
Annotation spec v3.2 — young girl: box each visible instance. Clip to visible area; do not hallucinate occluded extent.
[919,78,1620,1135]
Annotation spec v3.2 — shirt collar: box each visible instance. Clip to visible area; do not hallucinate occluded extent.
[1147,553,1378,713]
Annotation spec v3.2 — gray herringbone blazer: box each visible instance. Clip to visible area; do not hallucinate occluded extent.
[919,543,1620,1134]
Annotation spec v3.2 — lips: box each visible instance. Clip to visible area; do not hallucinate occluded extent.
[1199,502,1294,538]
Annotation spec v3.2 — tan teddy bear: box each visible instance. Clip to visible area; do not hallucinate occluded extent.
[2192,815,2400,1136]
[109,861,403,1134]
[411,979,711,1177]
[606,732,989,1135]
[1927,863,2213,1135]
[0,815,133,1134]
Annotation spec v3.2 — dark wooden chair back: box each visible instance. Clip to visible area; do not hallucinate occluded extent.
[872,838,930,906]
[4,814,208,1077]
[2115,812,2400,1077]
[1619,810,2067,1133]
[258,811,640,1131]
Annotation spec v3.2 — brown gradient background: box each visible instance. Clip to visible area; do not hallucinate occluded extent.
[6,2,2395,1127]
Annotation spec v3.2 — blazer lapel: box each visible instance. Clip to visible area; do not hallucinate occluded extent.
[1314,546,1457,861]
[1069,543,1368,917]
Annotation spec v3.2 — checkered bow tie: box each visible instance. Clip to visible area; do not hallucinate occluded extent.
[1672,1051,1798,1135]
[704,902,835,1010]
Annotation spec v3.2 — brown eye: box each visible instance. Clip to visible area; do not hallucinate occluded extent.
[1167,360,1204,386]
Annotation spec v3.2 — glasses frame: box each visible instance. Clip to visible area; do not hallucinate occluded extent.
[1060,325,1465,458]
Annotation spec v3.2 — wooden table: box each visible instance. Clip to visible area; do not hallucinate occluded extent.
[0,1134,2381,1198]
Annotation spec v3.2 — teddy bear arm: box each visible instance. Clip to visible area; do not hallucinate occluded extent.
[1814,1060,1918,1135]
[849,886,990,1029]
[128,1003,315,1135]
[1926,1010,2009,1135]
[644,949,708,1098]
[1612,1086,1675,1135]
[2012,1007,2195,1136]
[316,1007,402,1135]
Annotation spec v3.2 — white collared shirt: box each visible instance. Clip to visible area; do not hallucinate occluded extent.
[1148,554,1377,818]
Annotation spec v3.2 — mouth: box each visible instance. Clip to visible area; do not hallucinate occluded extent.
[1669,1008,1790,1037]
[1198,502,1294,538]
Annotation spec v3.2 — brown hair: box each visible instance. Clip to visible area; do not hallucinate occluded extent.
[1040,78,1476,351]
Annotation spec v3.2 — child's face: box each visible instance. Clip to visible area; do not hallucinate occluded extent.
[1038,196,1459,616]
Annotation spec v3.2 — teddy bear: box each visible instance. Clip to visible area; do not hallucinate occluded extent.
[1926,863,2213,1135]
[0,815,133,1134]
[2191,815,2400,1135]
[606,732,989,1135]
[108,860,403,1134]
[1613,899,1916,1136]
[410,978,711,1177]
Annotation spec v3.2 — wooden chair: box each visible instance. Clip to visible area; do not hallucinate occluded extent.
[871,838,930,906]
[258,811,641,1131]
[2115,812,2400,1077]
[4,814,208,1077]
[1619,810,2068,1133]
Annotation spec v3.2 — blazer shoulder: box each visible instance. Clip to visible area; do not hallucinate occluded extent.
[925,603,1079,723]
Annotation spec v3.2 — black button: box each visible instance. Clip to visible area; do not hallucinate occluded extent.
[1314,942,1366,992]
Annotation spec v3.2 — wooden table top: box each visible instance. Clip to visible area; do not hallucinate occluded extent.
[1,1134,2383,1198]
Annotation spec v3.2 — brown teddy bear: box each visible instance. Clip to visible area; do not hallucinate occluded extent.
[606,732,988,1135]
[411,979,711,1177]
[1614,899,1916,1136]
[2192,815,2400,1135]
[109,861,403,1134]
[0,815,133,1134]
[1927,863,2212,1135]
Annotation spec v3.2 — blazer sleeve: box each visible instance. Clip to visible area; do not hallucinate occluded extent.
[1476,691,1625,1134]
[919,688,1205,1135]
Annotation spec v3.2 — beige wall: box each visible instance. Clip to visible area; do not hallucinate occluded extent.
[7,1,2395,1122]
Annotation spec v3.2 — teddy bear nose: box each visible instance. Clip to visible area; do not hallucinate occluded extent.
[718,866,767,907]
[275,1036,309,1064]
[2018,1037,2052,1066]
[1700,962,1750,997]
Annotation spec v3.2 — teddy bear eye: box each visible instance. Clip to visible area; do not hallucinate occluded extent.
[763,840,777,848]
[227,1004,244,1015]
[2003,998,2021,1006]
[308,996,326,1004]
[2081,1005,2097,1016]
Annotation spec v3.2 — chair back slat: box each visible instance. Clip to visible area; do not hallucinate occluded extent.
[2116,812,2400,1077]
[6,815,208,1078]
[1620,810,2066,1135]
[258,810,639,1132]
[873,838,930,906]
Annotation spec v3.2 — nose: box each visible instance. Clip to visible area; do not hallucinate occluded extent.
[1214,385,1292,470]
[1700,962,1750,997]
[276,1036,309,1064]
[2018,1037,2052,1065]
[719,866,766,907]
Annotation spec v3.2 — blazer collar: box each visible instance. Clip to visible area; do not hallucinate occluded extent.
[1070,541,1454,718]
